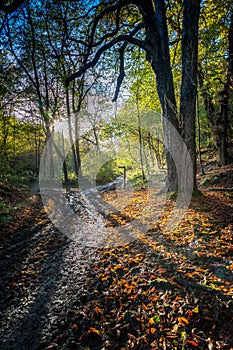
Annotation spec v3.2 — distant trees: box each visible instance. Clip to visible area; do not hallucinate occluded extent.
[198,3,233,165]
[1,0,95,184]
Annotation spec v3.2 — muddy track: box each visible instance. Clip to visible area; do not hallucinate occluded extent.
[0,192,101,350]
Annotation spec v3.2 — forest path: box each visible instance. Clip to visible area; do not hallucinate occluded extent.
[1,167,233,349]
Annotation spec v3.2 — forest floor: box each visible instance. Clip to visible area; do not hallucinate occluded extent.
[1,158,233,349]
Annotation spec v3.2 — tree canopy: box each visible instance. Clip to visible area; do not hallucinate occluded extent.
[0,0,232,190]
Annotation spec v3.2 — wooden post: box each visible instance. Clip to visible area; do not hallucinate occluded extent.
[118,166,126,189]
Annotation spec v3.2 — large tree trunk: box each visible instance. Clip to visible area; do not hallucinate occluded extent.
[144,0,180,191]
[180,0,200,189]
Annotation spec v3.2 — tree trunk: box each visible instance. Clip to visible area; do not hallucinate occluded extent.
[72,81,82,180]
[75,118,82,177]
[136,99,146,180]
[196,93,205,175]
[66,88,79,177]
[180,0,200,189]
[144,0,180,191]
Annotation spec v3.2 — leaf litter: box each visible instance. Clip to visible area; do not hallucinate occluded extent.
[0,166,233,349]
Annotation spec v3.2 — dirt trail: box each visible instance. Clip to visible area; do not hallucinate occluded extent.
[1,167,233,349]
[0,192,100,350]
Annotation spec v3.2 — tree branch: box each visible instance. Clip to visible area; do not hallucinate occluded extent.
[112,42,127,102]
[66,23,146,85]
[0,0,25,14]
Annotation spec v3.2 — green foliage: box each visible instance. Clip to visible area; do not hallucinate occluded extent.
[127,174,148,190]
[96,159,120,185]
[200,174,223,187]
[199,0,230,95]
[152,314,161,324]
[200,176,212,186]
[192,188,202,197]
[0,201,13,225]
[0,199,24,226]
[0,113,44,188]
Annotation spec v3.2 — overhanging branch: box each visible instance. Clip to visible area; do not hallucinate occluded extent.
[0,0,25,14]
[66,23,146,85]
[112,42,127,102]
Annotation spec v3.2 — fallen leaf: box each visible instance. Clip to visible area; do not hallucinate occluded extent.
[186,339,198,347]
[178,317,189,326]
[192,305,199,313]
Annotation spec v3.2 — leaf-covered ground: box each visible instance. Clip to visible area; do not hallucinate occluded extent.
[0,165,233,349]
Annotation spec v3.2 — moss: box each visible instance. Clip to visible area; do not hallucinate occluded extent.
[192,188,202,197]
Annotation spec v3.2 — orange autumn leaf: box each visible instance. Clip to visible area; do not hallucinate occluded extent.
[87,327,101,335]
[192,305,199,313]
[178,317,189,326]
[148,287,156,294]
[186,339,198,347]
[150,327,157,334]
[142,303,148,310]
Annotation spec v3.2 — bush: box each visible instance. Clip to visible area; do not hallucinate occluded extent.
[96,159,120,185]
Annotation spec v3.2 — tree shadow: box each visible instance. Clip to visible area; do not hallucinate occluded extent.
[2,188,232,349]
[1,221,67,349]
[0,195,96,350]
[53,190,233,349]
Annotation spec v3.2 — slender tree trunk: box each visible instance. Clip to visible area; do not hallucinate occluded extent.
[61,131,69,188]
[216,104,229,165]
[34,126,39,173]
[71,80,82,179]
[136,99,146,180]
[198,81,229,165]
[93,125,100,154]
[196,93,205,175]
[65,88,79,177]
[75,112,82,176]
[147,132,155,167]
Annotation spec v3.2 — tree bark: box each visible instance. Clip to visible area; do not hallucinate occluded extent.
[143,0,180,191]
[136,99,146,180]
[180,0,200,189]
